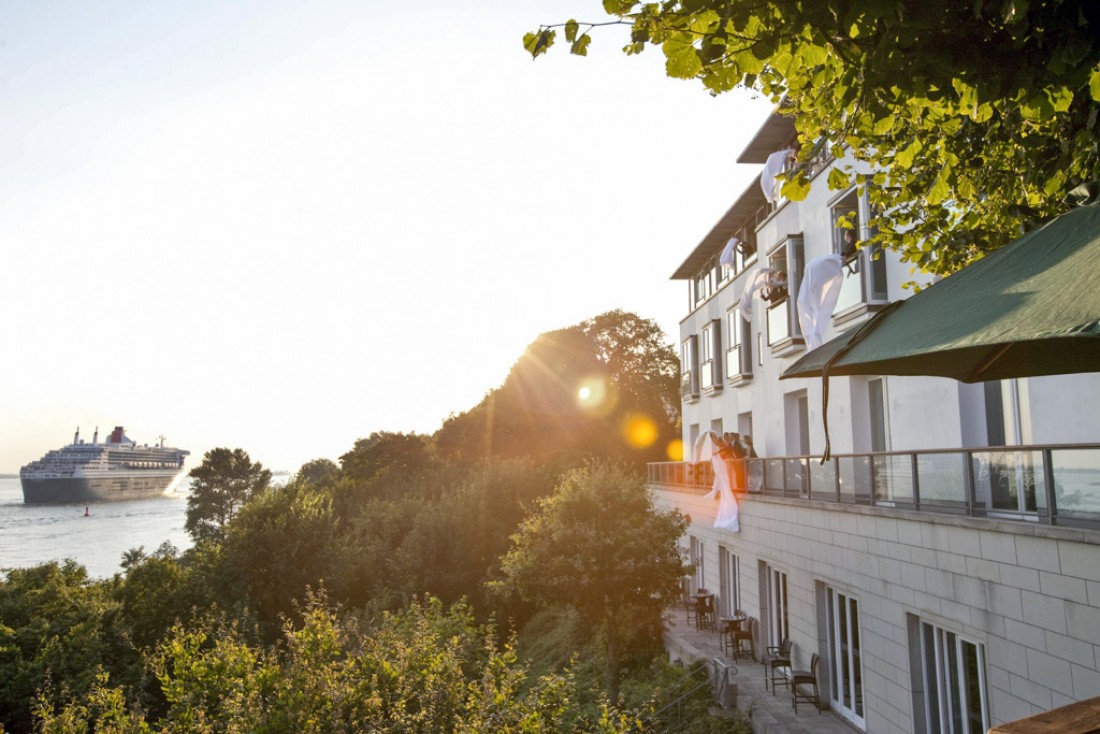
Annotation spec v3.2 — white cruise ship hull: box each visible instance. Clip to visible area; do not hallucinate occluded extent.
[21,470,186,503]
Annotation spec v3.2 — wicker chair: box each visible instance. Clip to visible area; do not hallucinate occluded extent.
[791,652,821,714]
[733,616,756,661]
[695,593,716,631]
[764,637,793,693]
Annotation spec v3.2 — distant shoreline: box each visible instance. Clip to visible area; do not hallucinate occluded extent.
[0,473,17,479]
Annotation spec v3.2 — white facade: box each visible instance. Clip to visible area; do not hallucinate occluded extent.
[654,110,1100,733]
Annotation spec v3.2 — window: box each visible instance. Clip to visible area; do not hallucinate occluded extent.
[785,390,811,457]
[726,307,753,380]
[764,563,789,649]
[718,546,740,617]
[766,236,805,347]
[700,320,722,391]
[680,336,699,401]
[690,536,706,592]
[827,587,866,728]
[913,620,989,734]
[832,188,888,315]
[734,223,759,272]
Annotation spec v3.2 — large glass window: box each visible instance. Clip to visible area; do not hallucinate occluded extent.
[832,189,888,314]
[766,237,804,346]
[690,536,706,592]
[718,546,740,617]
[915,622,989,734]
[827,588,866,728]
[726,307,753,380]
[680,336,699,401]
[764,563,789,649]
[700,320,722,391]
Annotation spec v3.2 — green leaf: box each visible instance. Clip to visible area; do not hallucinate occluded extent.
[895,138,923,168]
[564,19,579,44]
[1048,86,1073,113]
[780,172,811,201]
[663,34,702,78]
[1091,67,1100,102]
[523,29,556,58]
[828,167,850,191]
[1001,0,1027,24]
[797,42,829,67]
[571,34,591,56]
[926,163,952,205]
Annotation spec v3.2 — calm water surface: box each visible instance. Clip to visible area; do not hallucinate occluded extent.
[0,475,193,578]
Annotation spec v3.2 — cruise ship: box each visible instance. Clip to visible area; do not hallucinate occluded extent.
[20,426,190,503]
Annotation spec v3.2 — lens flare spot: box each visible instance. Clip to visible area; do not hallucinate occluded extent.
[621,414,658,449]
[666,439,684,461]
[576,377,609,412]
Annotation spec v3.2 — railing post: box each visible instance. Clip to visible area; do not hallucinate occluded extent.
[963,450,976,517]
[1043,448,1057,525]
[911,452,920,510]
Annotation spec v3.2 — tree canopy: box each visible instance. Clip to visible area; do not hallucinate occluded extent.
[185,448,272,544]
[526,1,1100,276]
[435,310,681,467]
[496,461,690,705]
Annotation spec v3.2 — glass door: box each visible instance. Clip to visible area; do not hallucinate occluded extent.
[827,588,865,728]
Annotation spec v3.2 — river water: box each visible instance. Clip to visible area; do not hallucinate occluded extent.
[0,475,193,579]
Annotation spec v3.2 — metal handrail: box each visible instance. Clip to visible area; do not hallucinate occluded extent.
[649,443,1100,530]
[638,658,737,729]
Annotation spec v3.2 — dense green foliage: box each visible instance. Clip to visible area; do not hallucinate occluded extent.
[0,312,745,733]
[526,1,1100,276]
[498,462,690,706]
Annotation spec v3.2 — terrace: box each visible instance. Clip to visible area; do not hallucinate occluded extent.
[649,443,1100,531]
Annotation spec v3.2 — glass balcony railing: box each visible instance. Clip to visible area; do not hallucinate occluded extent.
[647,444,1100,530]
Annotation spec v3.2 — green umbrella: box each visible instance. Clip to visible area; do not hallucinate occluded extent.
[783,191,1100,383]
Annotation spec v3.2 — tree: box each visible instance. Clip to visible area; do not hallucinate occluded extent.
[434,311,681,467]
[0,561,116,732]
[526,1,1100,276]
[295,458,339,486]
[495,461,690,706]
[185,448,271,544]
[339,432,432,485]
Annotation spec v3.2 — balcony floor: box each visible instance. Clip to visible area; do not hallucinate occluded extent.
[663,610,859,734]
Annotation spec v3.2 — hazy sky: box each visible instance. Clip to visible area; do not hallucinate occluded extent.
[0,0,774,473]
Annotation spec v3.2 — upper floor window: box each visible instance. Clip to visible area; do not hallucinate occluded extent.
[700,321,722,392]
[766,236,805,348]
[680,335,699,401]
[832,189,888,315]
[726,306,753,381]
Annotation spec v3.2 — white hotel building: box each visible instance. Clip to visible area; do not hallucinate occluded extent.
[649,108,1100,733]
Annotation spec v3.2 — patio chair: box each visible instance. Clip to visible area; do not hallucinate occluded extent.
[791,653,821,714]
[764,637,793,693]
[680,584,697,626]
[733,616,756,661]
[695,593,716,632]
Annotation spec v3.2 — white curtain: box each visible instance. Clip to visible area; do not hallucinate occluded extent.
[760,148,793,204]
[797,254,845,350]
[740,268,774,321]
[720,237,739,269]
[705,454,740,532]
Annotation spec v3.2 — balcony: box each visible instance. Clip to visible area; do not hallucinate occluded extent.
[648,444,1100,530]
